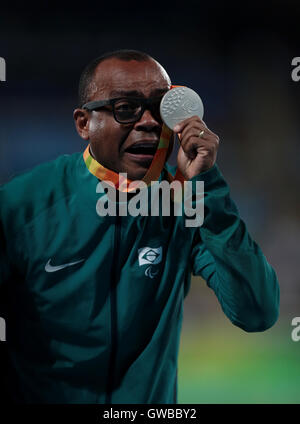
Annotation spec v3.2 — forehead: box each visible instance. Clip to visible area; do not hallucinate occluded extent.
[90,58,171,99]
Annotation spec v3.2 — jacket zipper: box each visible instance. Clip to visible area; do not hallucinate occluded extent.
[106,213,121,404]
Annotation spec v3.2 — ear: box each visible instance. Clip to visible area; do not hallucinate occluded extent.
[73,108,90,140]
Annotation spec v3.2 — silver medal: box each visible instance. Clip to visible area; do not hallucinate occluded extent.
[160,86,204,130]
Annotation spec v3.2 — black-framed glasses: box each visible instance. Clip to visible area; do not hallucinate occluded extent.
[82,96,163,124]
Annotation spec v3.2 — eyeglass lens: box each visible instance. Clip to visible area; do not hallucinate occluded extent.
[114,98,161,123]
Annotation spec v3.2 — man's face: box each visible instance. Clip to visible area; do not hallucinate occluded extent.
[74,58,172,180]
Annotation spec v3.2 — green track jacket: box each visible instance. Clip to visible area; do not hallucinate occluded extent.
[0,152,280,403]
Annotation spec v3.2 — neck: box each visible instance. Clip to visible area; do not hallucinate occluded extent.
[89,145,96,159]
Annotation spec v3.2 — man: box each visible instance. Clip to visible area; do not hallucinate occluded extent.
[0,49,279,404]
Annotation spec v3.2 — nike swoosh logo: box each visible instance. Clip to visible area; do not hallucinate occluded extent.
[45,258,85,273]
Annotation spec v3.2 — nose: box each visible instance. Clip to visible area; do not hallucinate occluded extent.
[134,108,161,131]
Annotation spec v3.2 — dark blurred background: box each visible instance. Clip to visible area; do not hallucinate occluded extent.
[1,1,300,403]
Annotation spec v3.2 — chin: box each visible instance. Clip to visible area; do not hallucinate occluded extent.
[127,170,147,181]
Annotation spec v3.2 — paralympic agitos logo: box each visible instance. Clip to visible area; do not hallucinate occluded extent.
[138,247,162,279]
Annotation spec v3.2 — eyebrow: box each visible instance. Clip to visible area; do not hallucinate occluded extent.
[109,88,169,98]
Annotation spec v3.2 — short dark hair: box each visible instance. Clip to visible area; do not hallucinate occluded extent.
[78,49,153,107]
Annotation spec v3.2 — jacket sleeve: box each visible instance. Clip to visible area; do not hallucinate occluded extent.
[189,164,280,332]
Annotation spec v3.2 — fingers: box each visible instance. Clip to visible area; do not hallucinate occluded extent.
[174,115,218,147]
[174,116,216,140]
[174,116,220,176]
[173,116,207,134]
[179,125,216,145]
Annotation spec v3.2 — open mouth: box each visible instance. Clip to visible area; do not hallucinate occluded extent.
[124,143,158,162]
[125,143,157,155]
